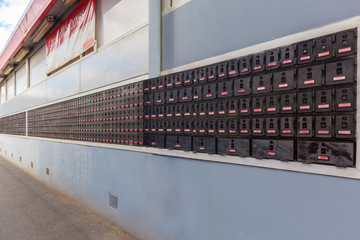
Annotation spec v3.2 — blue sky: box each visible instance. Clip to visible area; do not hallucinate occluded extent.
[0,0,31,52]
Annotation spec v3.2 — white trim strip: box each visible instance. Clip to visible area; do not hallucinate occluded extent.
[2,133,360,180]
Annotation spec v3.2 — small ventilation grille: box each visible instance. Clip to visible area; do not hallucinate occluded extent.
[109,194,118,209]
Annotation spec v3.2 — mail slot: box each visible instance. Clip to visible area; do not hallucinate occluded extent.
[297,141,354,167]
[218,80,233,98]
[335,115,355,138]
[239,97,251,115]
[297,116,313,138]
[265,48,280,70]
[253,74,272,94]
[265,94,280,114]
[239,55,251,75]
[325,59,355,85]
[273,70,295,91]
[315,115,333,138]
[298,64,323,88]
[252,118,265,136]
[179,87,192,103]
[315,89,333,112]
[234,77,251,96]
[280,45,296,66]
[217,138,249,157]
[193,137,216,153]
[265,117,279,136]
[227,58,239,77]
[334,87,356,111]
[166,135,192,151]
[297,91,314,113]
[252,140,294,161]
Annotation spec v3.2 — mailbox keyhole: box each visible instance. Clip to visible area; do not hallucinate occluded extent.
[270,141,274,150]
[321,147,327,154]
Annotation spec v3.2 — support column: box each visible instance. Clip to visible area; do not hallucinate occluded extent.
[149,0,162,78]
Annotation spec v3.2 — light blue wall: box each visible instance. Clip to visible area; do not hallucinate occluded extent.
[163,0,360,69]
[1,135,360,240]
[0,1,360,240]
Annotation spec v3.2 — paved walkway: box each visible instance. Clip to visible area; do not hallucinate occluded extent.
[0,157,138,240]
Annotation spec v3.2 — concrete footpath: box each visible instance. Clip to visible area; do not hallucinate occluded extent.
[0,157,138,240]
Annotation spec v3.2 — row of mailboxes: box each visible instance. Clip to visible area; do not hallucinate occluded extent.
[145,68,355,105]
[144,29,356,90]
[29,132,143,146]
[144,88,355,119]
[28,82,144,144]
[144,135,354,167]
[0,113,26,136]
[144,114,354,138]
[146,59,355,98]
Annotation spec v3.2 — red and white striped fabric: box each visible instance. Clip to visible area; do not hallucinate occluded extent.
[46,0,95,73]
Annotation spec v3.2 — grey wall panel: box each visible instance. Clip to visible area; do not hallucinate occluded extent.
[80,26,149,92]
[0,135,360,240]
[96,0,149,48]
[0,81,47,116]
[46,63,80,102]
[0,100,14,116]
[163,0,360,69]
[0,94,26,115]
[22,81,47,109]
[142,154,210,240]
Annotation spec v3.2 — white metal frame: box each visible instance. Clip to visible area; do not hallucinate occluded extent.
[158,16,360,179]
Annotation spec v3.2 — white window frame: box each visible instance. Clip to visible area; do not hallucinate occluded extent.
[15,62,28,95]
[0,82,6,104]
[6,74,15,101]
[162,0,193,16]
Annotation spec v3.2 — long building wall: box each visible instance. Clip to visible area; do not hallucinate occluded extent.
[0,1,360,240]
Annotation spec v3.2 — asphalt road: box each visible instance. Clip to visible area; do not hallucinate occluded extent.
[0,157,138,240]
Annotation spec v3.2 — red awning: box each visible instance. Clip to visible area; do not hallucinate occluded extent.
[0,0,58,72]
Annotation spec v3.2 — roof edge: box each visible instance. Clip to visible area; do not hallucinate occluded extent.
[0,0,58,72]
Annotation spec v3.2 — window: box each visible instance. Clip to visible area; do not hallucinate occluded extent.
[0,84,6,104]
[16,64,27,95]
[30,46,46,86]
[6,76,14,100]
